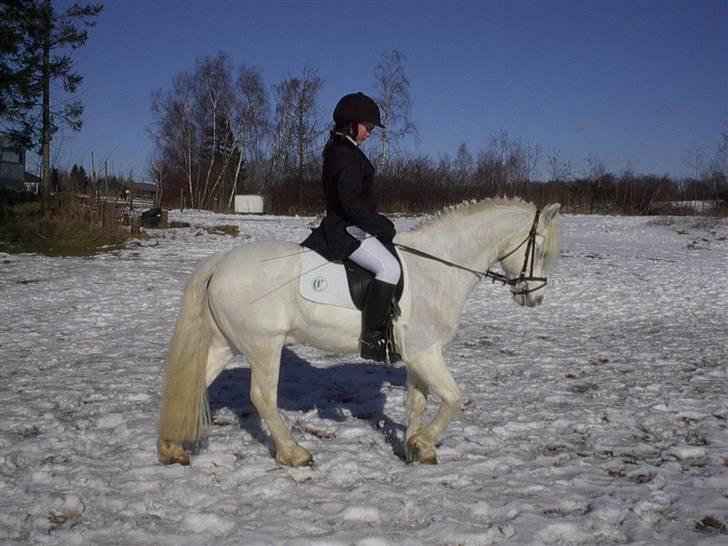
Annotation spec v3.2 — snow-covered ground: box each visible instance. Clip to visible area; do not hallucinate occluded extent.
[1,209,726,545]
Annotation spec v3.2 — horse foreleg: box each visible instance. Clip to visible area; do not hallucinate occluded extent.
[247,341,313,467]
[404,370,429,458]
[404,346,461,464]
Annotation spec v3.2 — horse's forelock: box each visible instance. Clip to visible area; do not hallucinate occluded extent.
[541,213,562,271]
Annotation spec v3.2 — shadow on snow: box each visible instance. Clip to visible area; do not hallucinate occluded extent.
[207,348,408,460]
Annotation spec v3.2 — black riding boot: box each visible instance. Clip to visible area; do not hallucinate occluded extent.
[360,279,400,363]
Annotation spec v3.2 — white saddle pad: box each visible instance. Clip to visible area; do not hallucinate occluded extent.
[299,250,357,310]
[299,248,407,310]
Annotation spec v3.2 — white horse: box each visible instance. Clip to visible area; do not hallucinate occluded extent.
[158,198,562,466]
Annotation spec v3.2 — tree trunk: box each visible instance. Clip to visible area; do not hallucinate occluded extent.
[227,148,245,209]
[185,130,194,209]
[41,0,52,215]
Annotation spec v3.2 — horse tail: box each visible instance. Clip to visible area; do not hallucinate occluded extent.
[158,254,222,456]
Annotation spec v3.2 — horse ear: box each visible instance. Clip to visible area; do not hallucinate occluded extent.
[540,203,561,226]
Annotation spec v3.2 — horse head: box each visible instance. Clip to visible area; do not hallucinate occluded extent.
[498,203,562,308]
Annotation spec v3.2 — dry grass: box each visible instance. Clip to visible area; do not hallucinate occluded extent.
[0,193,131,256]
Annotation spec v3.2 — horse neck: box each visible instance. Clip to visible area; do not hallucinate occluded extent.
[399,203,535,272]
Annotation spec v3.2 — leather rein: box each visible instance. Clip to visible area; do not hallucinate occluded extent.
[396,209,547,296]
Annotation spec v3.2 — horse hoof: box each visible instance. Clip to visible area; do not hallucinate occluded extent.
[158,440,191,466]
[276,445,314,468]
[406,437,438,465]
[415,446,438,465]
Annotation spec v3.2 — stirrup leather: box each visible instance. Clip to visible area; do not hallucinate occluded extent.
[384,306,401,363]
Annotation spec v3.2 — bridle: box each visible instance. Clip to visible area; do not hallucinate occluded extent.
[487,208,547,295]
[395,208,547,296]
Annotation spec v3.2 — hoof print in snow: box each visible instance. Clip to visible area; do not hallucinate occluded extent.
[694,515,727,535]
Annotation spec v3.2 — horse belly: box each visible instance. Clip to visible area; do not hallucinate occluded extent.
[288,298,361,354]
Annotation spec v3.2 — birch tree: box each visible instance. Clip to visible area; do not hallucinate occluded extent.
[192,53,238,209]
[221,66,270,205]
[372,49,417,172]
[151,52,262,210]
[151,70,199,207]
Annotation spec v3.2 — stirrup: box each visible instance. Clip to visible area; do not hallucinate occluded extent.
[359,334,400,364]
[360,334,387,362]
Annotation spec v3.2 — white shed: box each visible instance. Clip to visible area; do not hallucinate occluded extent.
[234,194,265,214]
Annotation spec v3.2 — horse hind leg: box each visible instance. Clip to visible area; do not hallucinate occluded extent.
[246,338,313,467]
[158,439,192,466]
[158,255,222,465]
[158,326,232,466]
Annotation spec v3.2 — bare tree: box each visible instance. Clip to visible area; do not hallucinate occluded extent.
[270,65,324,185]
[454,142,473,184]
[151,52,247,210]
[477,129,539,192]
[547,148,573,182]
[147,148,165,206]
[193,52,237,209]
[372,49,417,171]
[684,143,707,179]
[486,129,513,184]
[150,71,196,206]
[577,152,607,213]
[710,126,728,178]
[585,151,606,181]
[523,142,542,183]
[227,66,269,205]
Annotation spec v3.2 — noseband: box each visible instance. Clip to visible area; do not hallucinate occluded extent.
[396,208,547,296]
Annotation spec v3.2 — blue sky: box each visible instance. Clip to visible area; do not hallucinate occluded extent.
[46,0,726,180]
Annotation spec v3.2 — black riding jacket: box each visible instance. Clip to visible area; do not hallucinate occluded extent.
[301,133,396,261]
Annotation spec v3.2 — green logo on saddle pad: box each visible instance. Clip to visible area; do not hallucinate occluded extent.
[312,277,327,292]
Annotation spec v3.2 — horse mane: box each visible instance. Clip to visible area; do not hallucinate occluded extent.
[405,196,561,271]
[409,197,534,232]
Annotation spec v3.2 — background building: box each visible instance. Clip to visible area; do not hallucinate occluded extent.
[0,133,39,193]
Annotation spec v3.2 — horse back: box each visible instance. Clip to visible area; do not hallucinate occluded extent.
[207,240,304,320]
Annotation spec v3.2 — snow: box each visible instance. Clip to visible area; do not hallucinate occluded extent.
[1,210,727,545]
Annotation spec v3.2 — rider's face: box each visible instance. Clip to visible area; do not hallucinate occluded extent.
[355,122,375,145]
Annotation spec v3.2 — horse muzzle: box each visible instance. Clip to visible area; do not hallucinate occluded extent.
[513,291,544,307]
[511,279,546,307]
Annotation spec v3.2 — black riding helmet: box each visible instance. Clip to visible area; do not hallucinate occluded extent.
[333,92,385,128]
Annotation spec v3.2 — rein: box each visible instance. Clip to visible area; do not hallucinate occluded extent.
[395,209,547,296]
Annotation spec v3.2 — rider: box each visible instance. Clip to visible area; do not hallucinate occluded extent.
[301,92,401,363]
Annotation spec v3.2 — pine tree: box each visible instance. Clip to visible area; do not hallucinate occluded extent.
[0,0,102,211]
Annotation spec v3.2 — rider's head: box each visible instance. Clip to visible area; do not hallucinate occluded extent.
[333,92,384,144]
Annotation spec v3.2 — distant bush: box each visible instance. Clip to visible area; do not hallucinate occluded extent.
[256,167,725,217]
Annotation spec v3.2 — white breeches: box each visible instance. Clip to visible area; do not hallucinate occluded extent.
[347,227,401,285]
